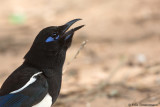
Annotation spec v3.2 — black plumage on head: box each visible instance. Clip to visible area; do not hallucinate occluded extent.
[24,19,84,69]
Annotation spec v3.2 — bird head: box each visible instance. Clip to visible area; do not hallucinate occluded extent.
[24,19,84,69]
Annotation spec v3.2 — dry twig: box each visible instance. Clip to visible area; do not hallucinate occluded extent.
[63,40,88,74]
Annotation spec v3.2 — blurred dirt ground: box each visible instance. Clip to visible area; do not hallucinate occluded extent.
[0,0,160,107]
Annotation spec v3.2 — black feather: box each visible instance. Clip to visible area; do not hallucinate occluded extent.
[0,19,84,106]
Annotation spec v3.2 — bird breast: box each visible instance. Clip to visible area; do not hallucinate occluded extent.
[32,93,52,107]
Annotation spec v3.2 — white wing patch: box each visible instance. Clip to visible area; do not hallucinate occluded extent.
[10,72,42,94]
[32,93,52,107]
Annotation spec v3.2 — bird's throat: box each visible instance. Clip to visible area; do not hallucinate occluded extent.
[24,47,66,70]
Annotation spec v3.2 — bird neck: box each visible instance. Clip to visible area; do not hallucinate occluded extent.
[24,46,66,70]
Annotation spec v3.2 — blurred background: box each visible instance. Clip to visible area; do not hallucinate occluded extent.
[0,0,160,107]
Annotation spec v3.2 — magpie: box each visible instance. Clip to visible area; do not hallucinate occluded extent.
[0,19,84,107]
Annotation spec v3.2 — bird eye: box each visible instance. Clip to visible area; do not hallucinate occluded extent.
[45,34,60,43]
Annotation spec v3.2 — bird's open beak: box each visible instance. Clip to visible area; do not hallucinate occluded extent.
[59,19,84,40]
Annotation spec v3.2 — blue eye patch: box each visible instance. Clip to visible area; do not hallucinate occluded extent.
[55,35,60,40]
[65,34,72,40]
[45,35,60,43]
[45,36,54,43]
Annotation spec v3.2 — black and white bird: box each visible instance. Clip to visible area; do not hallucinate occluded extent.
[0,19,84,107]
